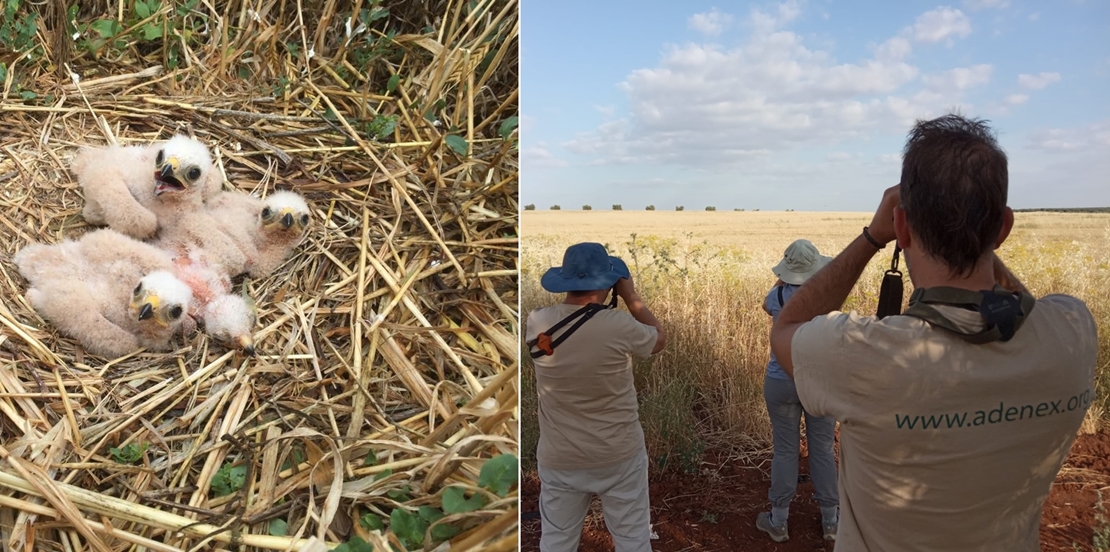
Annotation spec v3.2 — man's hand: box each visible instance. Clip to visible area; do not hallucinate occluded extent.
[867,185,901,246]
[615,275,636,303]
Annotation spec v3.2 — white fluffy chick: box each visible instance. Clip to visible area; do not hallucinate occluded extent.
[14,230,193,357]
[74,134,223,239]
[170,249,257,354]
[187,189,311,278]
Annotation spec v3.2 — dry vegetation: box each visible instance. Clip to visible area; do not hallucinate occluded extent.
[0,1,518,550]
[521,210,1110,471]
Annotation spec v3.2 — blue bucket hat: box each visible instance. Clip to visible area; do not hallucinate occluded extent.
[541,242,630,293]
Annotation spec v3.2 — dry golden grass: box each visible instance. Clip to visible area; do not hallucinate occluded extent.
[521,210,1110,470]
[0,1,518,550]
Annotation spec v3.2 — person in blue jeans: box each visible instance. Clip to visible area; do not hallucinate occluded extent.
[755,239,840,542]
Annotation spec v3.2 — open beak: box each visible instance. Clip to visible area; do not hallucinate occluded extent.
[154,157,186,195]
[236,334,256,356]
[138,303,155,321]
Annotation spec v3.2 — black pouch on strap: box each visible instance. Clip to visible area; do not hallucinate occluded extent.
[876,246,904,319]
[902,285,1035,344]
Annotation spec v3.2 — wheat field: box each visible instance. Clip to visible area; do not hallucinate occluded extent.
[520,210,1110,470]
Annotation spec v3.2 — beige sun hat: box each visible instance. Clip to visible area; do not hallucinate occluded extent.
[772,239,832,285]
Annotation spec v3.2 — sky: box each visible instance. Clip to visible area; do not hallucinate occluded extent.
[520,0,1110,211]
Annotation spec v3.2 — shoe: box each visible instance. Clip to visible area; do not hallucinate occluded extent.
[755,511,789,543]
[822,518,838,541]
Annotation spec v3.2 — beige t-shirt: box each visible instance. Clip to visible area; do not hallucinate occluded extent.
[793,294,1097,552]
[526,303,658,470]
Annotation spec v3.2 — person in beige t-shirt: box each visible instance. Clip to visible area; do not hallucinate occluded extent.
[526,242,667,552]
[770,114,1097,551]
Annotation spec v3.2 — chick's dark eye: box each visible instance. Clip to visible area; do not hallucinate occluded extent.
[187,168,201,181]
[156,150,164,165]
[300,214,309,225]
[261,207,272,218]
[133,283,142,295]
[170,306,183,319]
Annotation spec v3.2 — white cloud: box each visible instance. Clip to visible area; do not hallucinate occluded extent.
[922,64,993,91]
[1003,94,1028,105]
[913,7,972,44]
[1028,12,1040,21]
[594,105,615,118]
[963,0,1010,10]
[1018,72,1061,90]
[879,153,903,164]
[1026,122,1110,153]
[826,152,856,161]
[875,37,912,62]
[749,0,801,34]
[521,144,568,168]
[561,4,996,169]
[688,8,734,36]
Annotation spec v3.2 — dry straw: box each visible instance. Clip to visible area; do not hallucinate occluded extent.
[0,0,518,550]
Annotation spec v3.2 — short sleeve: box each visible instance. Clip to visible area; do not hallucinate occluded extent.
[625,316,659,360]
[792,312,858,419]
[764,287,780,317]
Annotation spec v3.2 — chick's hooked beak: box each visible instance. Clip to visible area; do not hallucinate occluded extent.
[154,157,185,195]
[281,211,294,229]
[132,293,163,325]
[236,334,256,356]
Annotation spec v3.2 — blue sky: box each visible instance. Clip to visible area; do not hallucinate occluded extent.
[521,0,1110,211]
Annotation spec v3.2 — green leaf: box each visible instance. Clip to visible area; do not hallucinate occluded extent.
[386,74,399,93]
[441,486,487,514]
[364,450,377,466]
[211,463,248,496]
[445,135,468,156]
[498,116,519,140]
[359,512,384,531]
[135,0,151,18]
[430,522,460,541]
[417,506,444,523]
[109,442,146,464]
[387,484,411,502]
[369,7,389,22]
[331,536,374,552]
[142,23,162,40]
[477,453,518,497]
[0,62,7,85]
[373,468,392,481]
[390,508,426,549]
[268,518,288,536]
[90,19,121,39]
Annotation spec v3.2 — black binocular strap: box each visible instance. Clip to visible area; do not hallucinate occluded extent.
[902,285,1036,344]
[527,302,609,358]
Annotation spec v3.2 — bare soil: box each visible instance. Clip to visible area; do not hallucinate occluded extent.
[521,430,1110,551]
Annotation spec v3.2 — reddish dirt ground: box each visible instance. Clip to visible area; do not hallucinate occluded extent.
[521,431,1110,551]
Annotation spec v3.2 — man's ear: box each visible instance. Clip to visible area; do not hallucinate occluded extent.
[894,206,912,250]
[995,207,1014,249]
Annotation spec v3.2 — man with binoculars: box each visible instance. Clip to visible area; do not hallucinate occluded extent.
[770,114,1097,551]
[526,242,667,552]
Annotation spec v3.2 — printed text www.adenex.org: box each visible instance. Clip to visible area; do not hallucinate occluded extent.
[894,388,1094,430]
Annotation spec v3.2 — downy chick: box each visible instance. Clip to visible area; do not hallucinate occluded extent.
[14,230,192,357]
[74,134,223,239]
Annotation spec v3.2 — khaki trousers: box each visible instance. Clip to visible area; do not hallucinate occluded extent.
[538,447,652,552]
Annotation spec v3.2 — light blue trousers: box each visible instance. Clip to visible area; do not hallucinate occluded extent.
[764,374,839,524]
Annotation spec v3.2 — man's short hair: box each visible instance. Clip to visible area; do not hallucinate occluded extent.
[900,113,1008,277]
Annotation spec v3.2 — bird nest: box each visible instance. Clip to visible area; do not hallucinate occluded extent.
[0,1,519,550]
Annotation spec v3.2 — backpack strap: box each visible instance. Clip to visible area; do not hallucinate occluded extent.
[527,302,609,358]
[902,285,1036,344]
[777,286,785,309]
